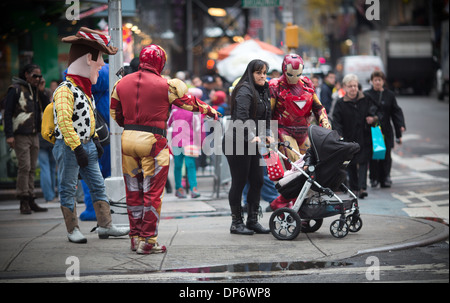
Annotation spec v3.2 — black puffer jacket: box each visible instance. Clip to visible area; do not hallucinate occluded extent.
[227,81,271,142]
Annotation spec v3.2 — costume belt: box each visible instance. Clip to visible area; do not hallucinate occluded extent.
[124,124,167,137]
[280,125,308,135]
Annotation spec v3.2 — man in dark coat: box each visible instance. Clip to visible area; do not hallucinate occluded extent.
[4,64,49,214]
[364,70,406,188]
[319,71,336,114]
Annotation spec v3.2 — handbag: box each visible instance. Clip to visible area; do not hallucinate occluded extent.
[85,93,110,147]
[94,109,110,146]
[263,150,285,181]
[371,124,386,160]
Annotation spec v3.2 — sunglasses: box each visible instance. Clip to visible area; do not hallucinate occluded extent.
[32,74,43,79]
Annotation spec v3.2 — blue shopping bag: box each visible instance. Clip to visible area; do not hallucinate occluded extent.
[371,125,386,160]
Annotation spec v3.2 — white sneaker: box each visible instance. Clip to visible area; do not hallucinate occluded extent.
[68,227,87,244]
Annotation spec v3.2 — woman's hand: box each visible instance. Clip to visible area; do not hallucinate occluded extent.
[366,116,376,125]
[6,137,15,149]
[250,136,262,143]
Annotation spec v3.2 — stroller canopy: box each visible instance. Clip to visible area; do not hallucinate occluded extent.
[308,125,360,164]
[308,125,360,190]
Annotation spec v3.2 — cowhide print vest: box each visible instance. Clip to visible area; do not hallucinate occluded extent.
[53,80,96,141]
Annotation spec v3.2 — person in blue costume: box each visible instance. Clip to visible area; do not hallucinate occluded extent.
[64,64,111,221]
[80,64,111,220]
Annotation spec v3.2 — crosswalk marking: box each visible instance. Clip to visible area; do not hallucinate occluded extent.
[390,149,449,223]
[392,190,449,223]
[391,153,449,172]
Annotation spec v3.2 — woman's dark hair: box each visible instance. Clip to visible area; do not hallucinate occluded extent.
[230,59,269,118]
[19,64,40,80]
[370,70,386,80]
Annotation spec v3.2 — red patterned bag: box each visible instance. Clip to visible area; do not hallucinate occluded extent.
[263,151,285,181]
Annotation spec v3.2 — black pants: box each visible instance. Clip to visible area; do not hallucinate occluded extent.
[369,144,392,183]
[225,153,264,214]
[347,161,368,191]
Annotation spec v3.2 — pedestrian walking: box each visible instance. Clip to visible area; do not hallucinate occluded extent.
[110,44,219,254]
[364,70,406,188]
[38,77,59,203]
[320,71,336,114]
[222,59,274,235]
[4,63,49,214]
[53,27,129,243]
[332,74,379,198]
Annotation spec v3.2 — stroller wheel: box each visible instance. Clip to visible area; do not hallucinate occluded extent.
[346,215,363,232]
[300,219,323,233]
[269,207,301,240]
[330,219,349,238]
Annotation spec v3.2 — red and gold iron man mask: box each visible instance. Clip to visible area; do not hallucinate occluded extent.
[139,44,167,75]
[282,54,304,85]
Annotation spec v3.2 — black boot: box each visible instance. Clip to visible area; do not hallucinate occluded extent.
[246,204,270,234]
[20,196,32,215]
[28,196,48,212]
[230,207,254,235]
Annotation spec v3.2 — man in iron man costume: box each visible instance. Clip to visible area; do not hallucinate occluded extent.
[267,54,331,211]
[110,45,219,254]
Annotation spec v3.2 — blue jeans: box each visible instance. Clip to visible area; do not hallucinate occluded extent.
[53,139,108,211]
[38,145,57,201]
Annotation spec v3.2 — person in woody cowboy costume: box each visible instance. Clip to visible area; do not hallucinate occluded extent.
[52,27,129,243]
[110,44,220,254]
[267,53,331,211]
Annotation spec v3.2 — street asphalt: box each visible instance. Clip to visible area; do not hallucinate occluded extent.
[0,178,448,283]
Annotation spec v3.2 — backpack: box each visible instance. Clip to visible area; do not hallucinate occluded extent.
[41,102,56,144]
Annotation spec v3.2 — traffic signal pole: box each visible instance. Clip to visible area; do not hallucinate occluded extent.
[284,22,299,53]
[105,0,126,203]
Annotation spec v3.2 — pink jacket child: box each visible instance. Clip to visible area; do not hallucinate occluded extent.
[168,87,204,152]
[168,87,204,199]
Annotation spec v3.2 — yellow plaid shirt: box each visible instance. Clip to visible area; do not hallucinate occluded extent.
[53,77,96,150]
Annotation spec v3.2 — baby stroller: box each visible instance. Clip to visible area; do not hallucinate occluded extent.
[265,125,362,240]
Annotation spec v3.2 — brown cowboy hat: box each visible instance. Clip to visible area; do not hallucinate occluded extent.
[62,27,118,55]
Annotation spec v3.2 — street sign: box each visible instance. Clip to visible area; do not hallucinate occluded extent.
[242,0,280,8]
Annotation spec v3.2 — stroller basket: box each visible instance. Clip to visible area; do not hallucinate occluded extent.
[300,199,356,220]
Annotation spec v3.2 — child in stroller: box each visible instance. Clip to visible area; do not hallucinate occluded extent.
[264,125,363,239]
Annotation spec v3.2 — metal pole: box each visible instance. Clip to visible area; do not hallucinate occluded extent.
[186,0,193,73]
[105,0,125,203]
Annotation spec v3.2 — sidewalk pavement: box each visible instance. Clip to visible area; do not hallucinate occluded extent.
[0,179,448,282]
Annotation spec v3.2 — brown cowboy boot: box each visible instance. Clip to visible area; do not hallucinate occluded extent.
[60,205,87,243]
[93,201,129,239]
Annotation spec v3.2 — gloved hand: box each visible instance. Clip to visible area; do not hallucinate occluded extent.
[74,145,89,168]
[93,137,104,159]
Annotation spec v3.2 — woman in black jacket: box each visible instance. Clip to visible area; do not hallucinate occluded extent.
[364,71,406,188]
[332,74,379,198]
[223,59,274,235]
